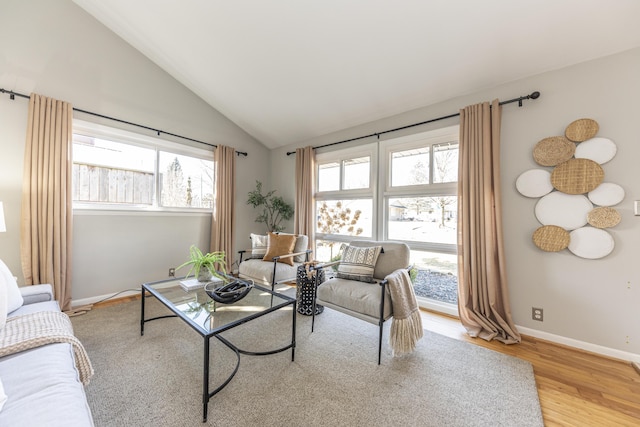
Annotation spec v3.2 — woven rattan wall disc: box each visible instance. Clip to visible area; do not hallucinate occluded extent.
[533,136,576,166]
[551,158,604,194]
[565,118,599,142]
[532,225,570,252]
[587,206,621,228]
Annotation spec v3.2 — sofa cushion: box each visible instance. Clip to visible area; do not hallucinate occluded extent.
[249,233,268,259]
[0,377,6,412]
[0,276,6,331]
[0,260,22,313]
[8,301,60,318]
[0,343,94,426]
[263,232,296,266]
[336,245,382,283]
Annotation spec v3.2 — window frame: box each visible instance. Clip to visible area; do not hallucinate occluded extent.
[379,125,459,255]
[72,120,215,213]
[314,143,378,246]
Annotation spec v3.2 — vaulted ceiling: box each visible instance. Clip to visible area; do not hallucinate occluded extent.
[73,0,640,149]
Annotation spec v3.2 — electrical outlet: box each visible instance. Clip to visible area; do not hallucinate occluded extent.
[168,268,175,277]
[532,307,543,322]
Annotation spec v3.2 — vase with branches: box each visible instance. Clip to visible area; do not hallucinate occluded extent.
[247,180,294,232]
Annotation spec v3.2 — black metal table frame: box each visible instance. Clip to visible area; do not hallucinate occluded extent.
[140,279,296,422]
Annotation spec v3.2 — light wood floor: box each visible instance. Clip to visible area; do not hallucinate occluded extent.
[420,310,640,426]
[92,297,639,426]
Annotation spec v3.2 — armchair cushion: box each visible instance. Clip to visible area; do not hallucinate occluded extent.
[249,233,268,259]
[317,276,392,321]
[263,232,297,266]
[336,245,382,283]
[0,260,23,314]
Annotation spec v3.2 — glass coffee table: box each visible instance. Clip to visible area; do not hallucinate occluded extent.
[140,276,296,422]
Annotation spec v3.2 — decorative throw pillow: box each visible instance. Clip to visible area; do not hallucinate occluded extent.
[336,245,383,283]
[277,233,308,263]
[249,233,268,259]
[263,232,297,266]
[0,259,23,314]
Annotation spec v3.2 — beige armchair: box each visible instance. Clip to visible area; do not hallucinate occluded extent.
[238,233,311,292]
[311,240,411,364]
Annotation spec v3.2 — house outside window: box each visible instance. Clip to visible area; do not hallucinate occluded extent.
[72,121,214,212]
[315,126,459,315]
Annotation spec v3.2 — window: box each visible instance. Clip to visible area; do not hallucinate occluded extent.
[314,126,459,315]
[315,144,376,262]
[72,121,214,211]
[383,126,459,314]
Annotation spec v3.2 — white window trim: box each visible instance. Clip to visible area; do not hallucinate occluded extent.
[315,142,378,242]
[72,120,214,213]
[378,125,459,244]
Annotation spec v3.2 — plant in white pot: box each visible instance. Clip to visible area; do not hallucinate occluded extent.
[176,245,228,282]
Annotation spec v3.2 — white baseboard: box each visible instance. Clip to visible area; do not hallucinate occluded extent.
[72,290,140,308]
[516,325,640,364]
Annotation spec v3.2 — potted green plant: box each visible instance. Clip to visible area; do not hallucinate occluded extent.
[176,245,229,282]
[247,180,294,232]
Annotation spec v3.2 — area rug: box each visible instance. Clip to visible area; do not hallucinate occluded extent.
[71,294,543,427]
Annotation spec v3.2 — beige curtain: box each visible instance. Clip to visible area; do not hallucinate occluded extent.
[21,93,73,311]
[294,146,315,253]
[211,145,235,269]
[457,100,520,344]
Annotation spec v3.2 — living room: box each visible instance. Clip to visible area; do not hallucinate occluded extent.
[1,1,639,425]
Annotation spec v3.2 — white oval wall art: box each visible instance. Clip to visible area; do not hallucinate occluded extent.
[516,169,553,198]
[588,182,625,206]
[574,137,617,164]
[534,192,593,230]
[568,227,614,259]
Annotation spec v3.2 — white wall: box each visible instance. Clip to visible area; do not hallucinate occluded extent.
[272,48,640,360]
[0,0,269,301]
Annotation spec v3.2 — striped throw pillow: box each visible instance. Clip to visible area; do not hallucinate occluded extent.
[336,245,382,283]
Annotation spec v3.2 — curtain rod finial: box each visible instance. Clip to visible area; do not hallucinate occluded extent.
[530,91,540,100]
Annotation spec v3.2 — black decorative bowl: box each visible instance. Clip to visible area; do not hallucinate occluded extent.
[204,279,253,304]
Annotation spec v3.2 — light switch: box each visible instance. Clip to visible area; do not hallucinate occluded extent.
[635,201,640,216]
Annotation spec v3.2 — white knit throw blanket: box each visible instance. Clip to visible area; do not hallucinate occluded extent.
[0,311,94,385]
[386,269,424,356]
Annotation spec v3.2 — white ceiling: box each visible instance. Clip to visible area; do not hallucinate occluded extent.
[73,0,640,149]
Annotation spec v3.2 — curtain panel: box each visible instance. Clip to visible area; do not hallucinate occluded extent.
[211,145,236,269]
[21,93,73,311]
[294,146,316,254]
[457,100,520,344]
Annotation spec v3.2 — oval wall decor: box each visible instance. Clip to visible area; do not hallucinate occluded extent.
[532,136,576,166]
[550,158,604,194]
[568,227,614,259]
[516,169,553,198]
[534,192,593,230]
[565,118,599,142]
[574,137,617,164]
[532,225,570,252]
[588,182,625,206]
[587,207,621,228]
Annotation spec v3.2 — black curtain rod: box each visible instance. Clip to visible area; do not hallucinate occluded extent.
[286,91,540,155]
[0,88,248,157]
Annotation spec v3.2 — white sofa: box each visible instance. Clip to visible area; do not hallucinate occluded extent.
[0,261,94,426]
